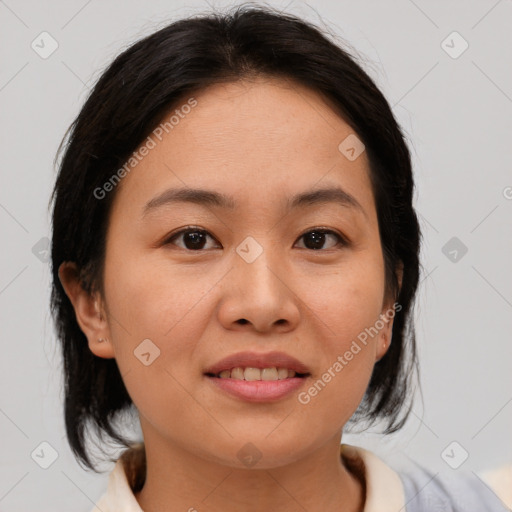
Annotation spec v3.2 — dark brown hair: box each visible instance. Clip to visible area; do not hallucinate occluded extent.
[50,2,421,471]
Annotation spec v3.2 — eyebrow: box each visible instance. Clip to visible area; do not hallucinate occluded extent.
[142,186,366,218]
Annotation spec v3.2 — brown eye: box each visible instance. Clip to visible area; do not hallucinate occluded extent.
[295,229,346,250]
[165,228,220,250]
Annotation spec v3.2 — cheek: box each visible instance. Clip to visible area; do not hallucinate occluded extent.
[290,255,385,412]
[295,254,386,346]
[293,278,381,430]
[104,248,216,336]
[101,253,217,422]
[102,249,227,387]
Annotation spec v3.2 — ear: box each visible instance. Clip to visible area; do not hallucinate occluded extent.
[374,306,395,362]
[58,261,115,359]
[375,262,404,362]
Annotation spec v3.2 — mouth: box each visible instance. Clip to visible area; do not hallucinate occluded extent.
[204,351,311,402]
[204,350,311,378]
[205,367,309,380]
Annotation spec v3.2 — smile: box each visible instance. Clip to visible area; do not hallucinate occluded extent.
[213,367,305,381]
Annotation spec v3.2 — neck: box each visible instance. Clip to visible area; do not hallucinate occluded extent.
[134,432,365,512]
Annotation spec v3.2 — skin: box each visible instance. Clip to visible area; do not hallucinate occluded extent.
[59,76,401,512]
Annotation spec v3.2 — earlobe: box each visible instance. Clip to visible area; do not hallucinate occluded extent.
[90,336,115,358]
[375,308,394,362]
[375,334,390,362]
[58,261,115,359]
[376,262,403,362]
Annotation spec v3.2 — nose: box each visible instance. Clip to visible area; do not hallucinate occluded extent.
[217,247,301,334]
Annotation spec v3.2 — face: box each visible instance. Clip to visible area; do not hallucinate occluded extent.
[61,76,397,469]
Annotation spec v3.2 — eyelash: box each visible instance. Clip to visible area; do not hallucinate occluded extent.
[163,226,348,251]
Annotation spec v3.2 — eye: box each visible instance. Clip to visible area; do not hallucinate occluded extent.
[164,227,221,251]
[294,229,347,250]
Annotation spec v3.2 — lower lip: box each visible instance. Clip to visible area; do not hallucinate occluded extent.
[206,375,307,402]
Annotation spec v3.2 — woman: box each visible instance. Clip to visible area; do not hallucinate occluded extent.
[50,4,511,511]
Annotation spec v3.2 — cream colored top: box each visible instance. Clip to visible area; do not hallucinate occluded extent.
[90,443,512,512]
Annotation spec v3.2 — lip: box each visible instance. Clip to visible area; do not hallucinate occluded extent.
[204,350,311,375]
[208,376,307,402]
[204,351,311,403]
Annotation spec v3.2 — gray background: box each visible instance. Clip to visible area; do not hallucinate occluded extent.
[1,0,511,510]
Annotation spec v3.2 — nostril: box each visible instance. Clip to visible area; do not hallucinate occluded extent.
[237,318,249,325]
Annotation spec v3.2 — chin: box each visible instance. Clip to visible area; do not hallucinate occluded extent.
[200,430,321,470]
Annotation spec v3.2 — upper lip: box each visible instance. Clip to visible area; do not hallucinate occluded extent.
[204,351,311,375]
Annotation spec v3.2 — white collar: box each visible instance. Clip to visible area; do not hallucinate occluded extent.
[90,443,406,512]
[341,444,405,512]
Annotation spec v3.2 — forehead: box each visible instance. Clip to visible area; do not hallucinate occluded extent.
[109,76,375,220]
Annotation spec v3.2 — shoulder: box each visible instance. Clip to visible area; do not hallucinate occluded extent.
[89,442,146,512]
[343,444,511,512]
[390,456,511,512]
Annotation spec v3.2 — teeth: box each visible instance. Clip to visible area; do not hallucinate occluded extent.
[231,367,244,380]
[216,367,301,380]
[278,367,289,380]
[261,367,278,381]
[244,367,261,381]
